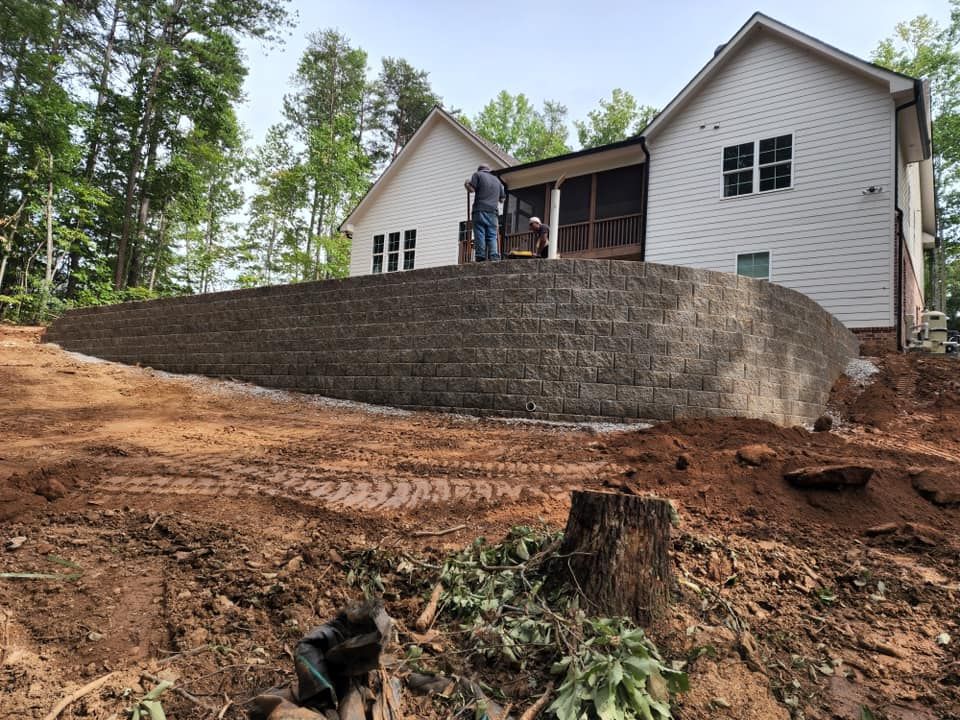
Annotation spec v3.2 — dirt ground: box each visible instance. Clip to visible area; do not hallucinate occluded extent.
[1,324,958,720]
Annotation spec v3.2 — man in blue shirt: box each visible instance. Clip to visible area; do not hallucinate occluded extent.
[465,165,505,262]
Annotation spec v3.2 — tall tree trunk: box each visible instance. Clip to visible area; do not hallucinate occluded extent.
[305,184,321,280]
[199,182,217,293]
[0,195,28,291]
[148,205,167,291]
[83,0,120,183]
[266,217,276,284]
[392,108,404,160]
[115,0,182,290]
[128,125,161,288]
[67,0,120,297]
[45,152,54,286]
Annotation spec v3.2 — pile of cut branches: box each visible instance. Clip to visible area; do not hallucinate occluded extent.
[425,526,688,720]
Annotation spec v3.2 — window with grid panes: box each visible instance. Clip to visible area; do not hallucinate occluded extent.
[403,229,416,270]
[372,234,384,273]
[736,251,769,280]
[722,134,792,197]
[758,135,792,191]
[722,142,754,197]
[387,232,400,271]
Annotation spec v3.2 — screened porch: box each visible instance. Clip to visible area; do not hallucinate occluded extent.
[457,159,646,263]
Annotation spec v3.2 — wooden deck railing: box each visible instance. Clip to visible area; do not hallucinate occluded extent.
[558,222,589,254]
[594,213,643,249]
[503,230,536,255]
[497,213,643,260]
[457,221,473,264]
[458,213,644,263]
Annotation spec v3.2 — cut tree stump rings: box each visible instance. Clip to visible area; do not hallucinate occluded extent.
[559,490,674,627]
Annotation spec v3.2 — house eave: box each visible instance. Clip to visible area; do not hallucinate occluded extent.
[495,136,647,188]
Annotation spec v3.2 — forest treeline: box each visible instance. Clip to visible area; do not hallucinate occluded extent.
[0,0,957,323]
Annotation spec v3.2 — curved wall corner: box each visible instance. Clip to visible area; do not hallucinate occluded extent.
[45,260,858,425]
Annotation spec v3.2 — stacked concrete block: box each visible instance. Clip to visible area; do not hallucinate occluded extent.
[44,260,859,425]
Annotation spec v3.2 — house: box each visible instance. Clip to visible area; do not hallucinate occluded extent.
[342,107,515,276]
[342,13,935,349]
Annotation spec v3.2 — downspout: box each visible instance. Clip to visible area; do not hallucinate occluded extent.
[893,97,917,350]
[639,136,650,260]
[548,175,565,259]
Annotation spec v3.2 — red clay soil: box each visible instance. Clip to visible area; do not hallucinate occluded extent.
[1,325,958,720]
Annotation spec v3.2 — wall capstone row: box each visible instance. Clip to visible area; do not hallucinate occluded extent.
[44,260,859,426]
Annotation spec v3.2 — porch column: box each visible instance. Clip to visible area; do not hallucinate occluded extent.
[548,175,565,260]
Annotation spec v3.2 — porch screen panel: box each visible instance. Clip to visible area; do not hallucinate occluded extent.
[505,185,546,234]
[558,174,591,225]
[595,164,644,219]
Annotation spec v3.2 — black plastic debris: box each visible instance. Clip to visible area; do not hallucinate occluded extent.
[251,601,394,720]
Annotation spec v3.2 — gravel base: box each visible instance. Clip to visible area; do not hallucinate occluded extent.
[845,357,880,386]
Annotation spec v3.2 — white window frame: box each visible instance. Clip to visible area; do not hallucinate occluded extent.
[720,132,794,199]
[371,233,385,274]
[735,250,772,281]
[373,228,418,273]
[402,227,418,271]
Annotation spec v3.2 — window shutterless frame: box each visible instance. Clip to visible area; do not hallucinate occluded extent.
[371,233,385,274]
[734,250,772,281]
[720,132,794,199]
[402,228,417,271]
[373,228,417,273]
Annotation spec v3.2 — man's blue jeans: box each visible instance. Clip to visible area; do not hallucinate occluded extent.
[472,210,499,261]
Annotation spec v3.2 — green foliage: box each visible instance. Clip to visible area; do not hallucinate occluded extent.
[0,0,292,315]
[873,3,960,325]
[574,89,658,149]
[438,527,687,719]
[550,618,688,720]
[472,92,571,162]
[282,29,369,281]
[370,57,441,163]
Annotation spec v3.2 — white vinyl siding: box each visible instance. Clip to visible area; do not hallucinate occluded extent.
[646,30,895,328]
[348,118,498,276]
[897,141,924,293]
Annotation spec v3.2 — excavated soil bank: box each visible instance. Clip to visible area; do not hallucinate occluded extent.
[1,327,958,719]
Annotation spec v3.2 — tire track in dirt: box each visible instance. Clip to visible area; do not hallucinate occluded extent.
[90,451,606,511]
[859,433,960,465]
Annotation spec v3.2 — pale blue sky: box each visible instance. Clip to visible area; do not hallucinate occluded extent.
[237,0,952,148]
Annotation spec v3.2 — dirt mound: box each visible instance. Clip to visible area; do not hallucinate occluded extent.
[602,414,958,537]
[0,462,95,521]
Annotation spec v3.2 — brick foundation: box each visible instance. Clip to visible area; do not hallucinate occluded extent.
[44,260,859,426]
[851,327,897,354]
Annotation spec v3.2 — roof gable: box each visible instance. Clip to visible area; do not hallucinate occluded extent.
[341,107,514,230]
[644,13,916,141]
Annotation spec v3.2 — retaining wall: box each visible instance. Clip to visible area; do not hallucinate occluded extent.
[44,260,859,425]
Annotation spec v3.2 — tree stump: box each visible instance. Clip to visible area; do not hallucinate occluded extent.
[559,490,674,626]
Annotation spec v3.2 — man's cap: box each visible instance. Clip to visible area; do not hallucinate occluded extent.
[529,217,541,225]
[477,164,491,172]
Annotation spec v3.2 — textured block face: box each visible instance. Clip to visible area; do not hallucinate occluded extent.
[44,260,859,425]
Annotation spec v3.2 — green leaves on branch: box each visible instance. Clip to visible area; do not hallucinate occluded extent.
[436,526,688,719]
[574,89,657,149]
[472,92,571,162]
[550,618,688,720]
